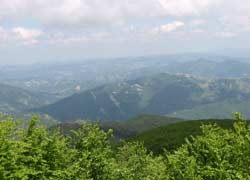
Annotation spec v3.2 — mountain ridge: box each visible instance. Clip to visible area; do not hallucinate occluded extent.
[34,73,250,122]
[0,83,52,114]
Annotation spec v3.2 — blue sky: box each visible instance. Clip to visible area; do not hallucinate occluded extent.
[0,0,250,64]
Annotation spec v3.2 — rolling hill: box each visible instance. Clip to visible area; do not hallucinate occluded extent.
[55,116,244,155]
[56,114,184,140]
[166,59,250,77]
[167,99,250,119]
[129,119,236,154]
[2,55,250,102]
[35,73,250,122]
[0,84,52,114]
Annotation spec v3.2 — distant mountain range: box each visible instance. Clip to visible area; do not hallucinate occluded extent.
[165,59,250,77]
[2,54,250,101]
[0,84,51,114]
[34,73,250,121]
[2,54,250,121]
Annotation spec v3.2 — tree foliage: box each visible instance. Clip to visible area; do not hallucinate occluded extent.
[0,113,250,179]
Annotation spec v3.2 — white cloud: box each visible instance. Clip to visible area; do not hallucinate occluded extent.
[48,31,111,45]
[0,24,112,46]
[0,26,44,46]
[1,0,250,48]
[13,27,43,40]
[158,0,223,16]
[0,0,159,27]
[220,15,250,33]
[0,26,9,45]
[0,0,224,28]
[12,27,44,45]
[215,31,237,38]
[188,19,206,27]
[90,32,111,41]
[150,21,185,35]
[49,35,89,45]
[191,29,204,33]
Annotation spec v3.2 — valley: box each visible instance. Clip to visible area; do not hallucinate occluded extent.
[2,54,250,123]
[1,55,250,180]
[35,73,250,121]
[2,1,250,178]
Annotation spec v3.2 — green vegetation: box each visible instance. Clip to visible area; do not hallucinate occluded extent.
[18,113,59,128]
[122,114,183,133]
[36,73,250,122]
[56,114,183,140]
[130,119,236,154]
[167,100,250,120]
[1,113,250,179]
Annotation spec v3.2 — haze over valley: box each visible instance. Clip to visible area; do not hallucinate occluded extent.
[2,1,250,179]
[1,54,250,123]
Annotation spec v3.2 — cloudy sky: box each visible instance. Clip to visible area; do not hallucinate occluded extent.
[0,0,250,64]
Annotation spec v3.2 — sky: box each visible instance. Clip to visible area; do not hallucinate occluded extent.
[0,0,250,65]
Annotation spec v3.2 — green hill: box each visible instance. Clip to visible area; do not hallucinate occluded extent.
[56,114,184,140]
[100,114,183,139]
[129,119,237,154]
[167,99,250,119]
[55,116,245,155]
[35,73,250,122]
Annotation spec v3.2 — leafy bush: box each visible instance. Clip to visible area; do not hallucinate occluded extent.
[165,113,250,179]
[1,113,250,179]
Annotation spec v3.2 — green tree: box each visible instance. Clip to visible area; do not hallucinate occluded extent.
[112,142,168,180]
[1,113,250,179]
[165,113,250,179]
[0,117,21,179]
[65,123,114,179]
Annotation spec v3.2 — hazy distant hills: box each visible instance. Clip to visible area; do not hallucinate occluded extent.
[2,54,250,120]
[0,56,173,100]
[35,73,250,122]
[166,59,250,77]
[0,84,51,114]
[2,55,250,102]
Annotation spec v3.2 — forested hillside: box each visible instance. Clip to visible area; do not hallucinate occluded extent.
[36,73,250,121]
[56,114,183,140]
[2,0,250,178]
[129,119,236,154]
[0,84,52,114]
[1,113,250,179]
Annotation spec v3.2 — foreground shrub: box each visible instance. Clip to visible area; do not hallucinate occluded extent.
[165,113,250,179]
[112,142,168,179]
[1,113,250,179]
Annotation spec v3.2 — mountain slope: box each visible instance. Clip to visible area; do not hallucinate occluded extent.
[3,55,250,101]
[166,59,250,77]
[0,84,51,114]
[35,73,250,122]
[129,119,236,154]
[56,114,184,140]
[167,100,250,119]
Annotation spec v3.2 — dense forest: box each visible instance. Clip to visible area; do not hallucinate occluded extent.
[1,113,250,179]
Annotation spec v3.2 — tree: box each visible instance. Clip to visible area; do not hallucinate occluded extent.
[165,113,250,179]
[66,123,114,179]
[1,113,250,179]
[112,142,168,180]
